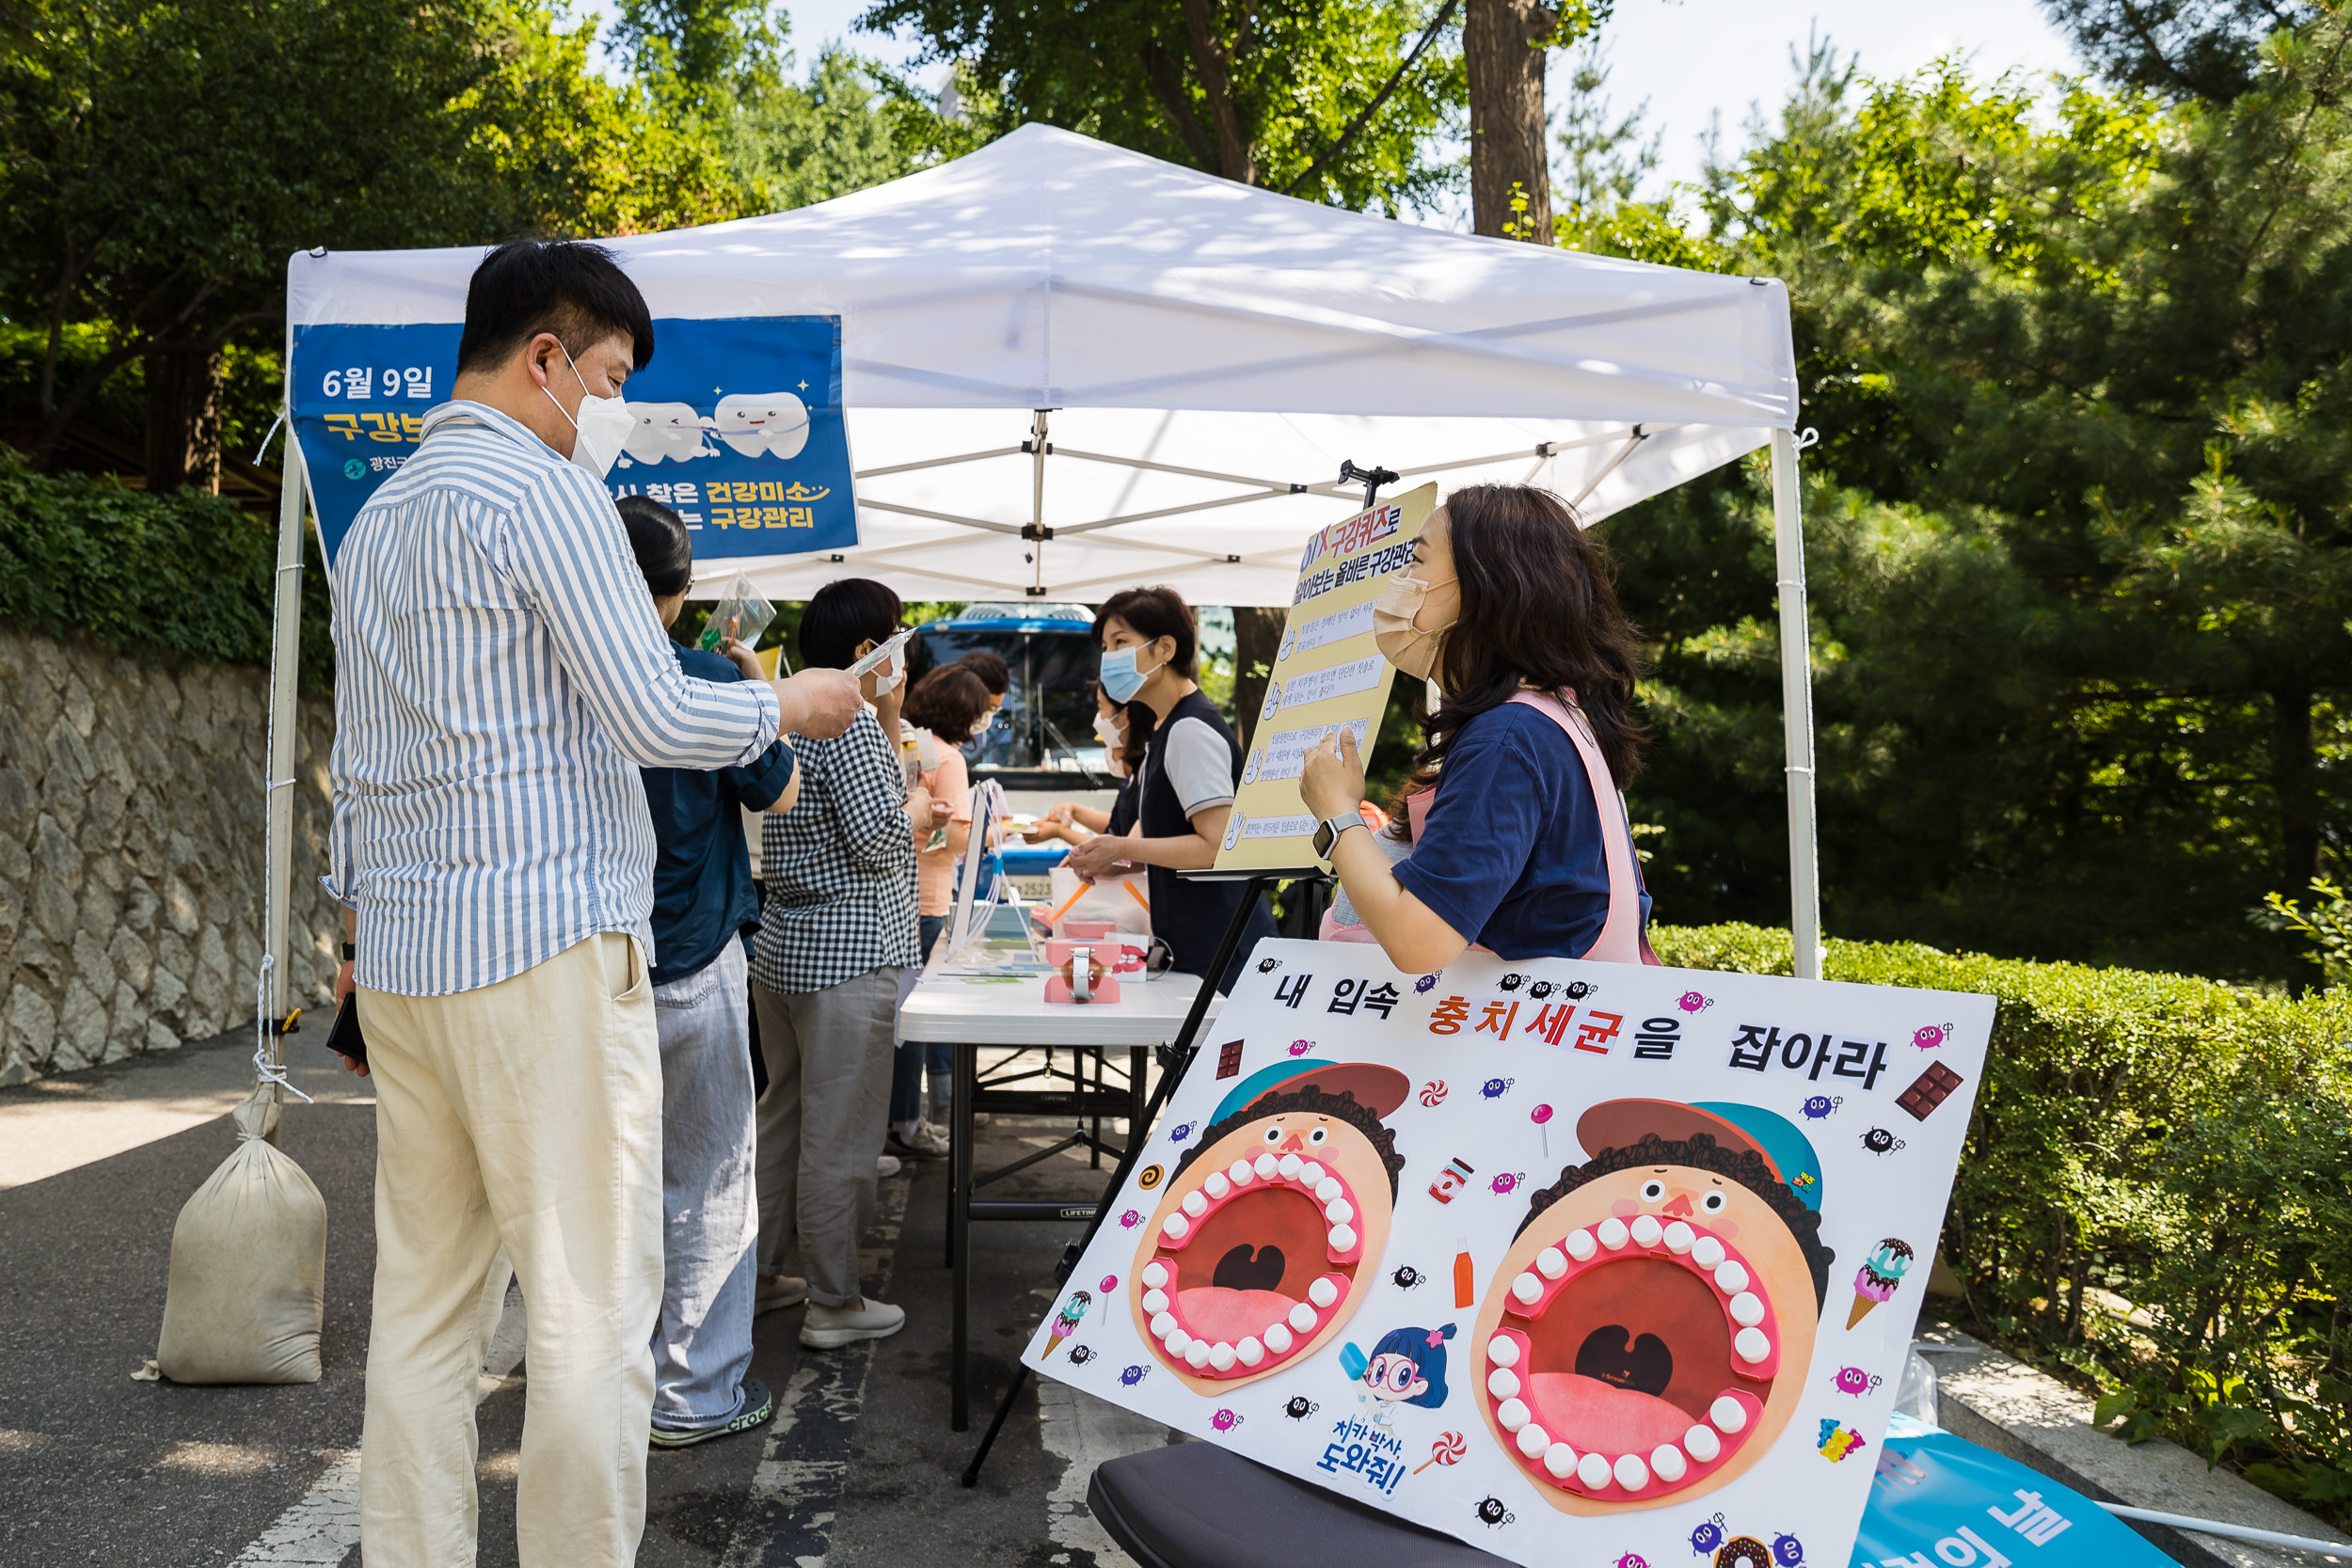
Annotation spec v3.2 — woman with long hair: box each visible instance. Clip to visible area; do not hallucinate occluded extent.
[1298,484,1653,973]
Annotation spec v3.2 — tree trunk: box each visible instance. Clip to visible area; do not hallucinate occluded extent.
[1178,0,1257,182]
[1465,0,1555,239]
[1232,605,1286,748]
[2271,682,2319,994]
[143,344,223,495]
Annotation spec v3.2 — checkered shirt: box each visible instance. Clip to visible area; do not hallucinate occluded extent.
[752,706,919,993]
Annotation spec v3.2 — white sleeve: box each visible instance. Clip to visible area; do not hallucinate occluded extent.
[1163,717,1239,816]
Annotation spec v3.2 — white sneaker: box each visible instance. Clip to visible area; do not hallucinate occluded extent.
[801,1296,907,1349]
[755,1274,807,1317]
[876,1153,903,1179]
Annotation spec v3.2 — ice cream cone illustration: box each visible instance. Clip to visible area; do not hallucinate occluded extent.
[1848,1239,1915,1328]
[1045,1290,1091,1357]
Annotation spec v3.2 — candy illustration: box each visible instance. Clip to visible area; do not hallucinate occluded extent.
[1044,1290,1090,1357]
[1100,1274,1119,1292]
[1896,1062,1964,1121]
[1420,1080,1449,1107]
[1531,1102,1554,1155]
[1716,1538,1772,1568]
[1137,1164,1165,1189]
[1848,1238,1915,1328]
[1817,1418,1867,1461]
[1428,1156,1475,1204]
[1415,1430,1468,1473]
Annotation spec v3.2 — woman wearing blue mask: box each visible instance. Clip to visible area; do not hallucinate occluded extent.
[1063,586,1273,991]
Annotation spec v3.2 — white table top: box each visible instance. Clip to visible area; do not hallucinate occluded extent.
[898,947,1223,1047]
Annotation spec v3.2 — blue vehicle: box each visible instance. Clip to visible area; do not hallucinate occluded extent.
[907,602,1119,793]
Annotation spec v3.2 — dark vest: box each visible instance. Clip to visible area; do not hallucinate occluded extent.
[1138,689,1275,992]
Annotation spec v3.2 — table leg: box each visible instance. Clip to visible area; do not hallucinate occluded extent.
[1089,1046,1103,1169]
[1128,1045,1146,1157]
[951,1037,975,1432]
[942,1038,961,1271]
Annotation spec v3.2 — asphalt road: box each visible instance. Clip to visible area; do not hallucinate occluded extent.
[0,1029,1174,1567]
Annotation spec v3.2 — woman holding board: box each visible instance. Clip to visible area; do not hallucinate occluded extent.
[1299,484,1656,971]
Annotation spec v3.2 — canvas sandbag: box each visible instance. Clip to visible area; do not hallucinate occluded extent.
[155,1083,326,1384]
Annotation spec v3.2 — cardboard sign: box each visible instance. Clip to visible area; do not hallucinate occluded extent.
[1214,483,1437,870]
[1022,940,1992,1568]
[290,315,856,567]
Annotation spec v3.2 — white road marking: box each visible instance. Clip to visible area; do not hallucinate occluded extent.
[1037,1375,1175,1567]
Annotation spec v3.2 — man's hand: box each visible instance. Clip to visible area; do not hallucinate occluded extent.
[334,958,356,1008]
[907,785,949,833]
[1064,833,1137,881]
[720,638,766,683]
[1300,725,1368,821]
[776,667,862,738]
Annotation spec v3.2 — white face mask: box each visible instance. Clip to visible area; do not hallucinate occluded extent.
[1093,711,1129,777]
[870,640,906,696]
[969,714,994,740]
[542,341,634,479]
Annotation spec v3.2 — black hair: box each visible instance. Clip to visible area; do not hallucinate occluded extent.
[614,495,694,599]
[903,663,993,739]
[958,649,1009,697]
[1092,585,1200,679]
[455,238,656,378]
[800,578,902,671]
[1514,1132,1835,1309]
[1172,1084,1405,1200]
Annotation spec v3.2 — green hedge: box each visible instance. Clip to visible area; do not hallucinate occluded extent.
[1654,922,2352,1520]
[0,453,332,689]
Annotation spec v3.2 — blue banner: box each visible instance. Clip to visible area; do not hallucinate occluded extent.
[1852,1423,2173,1568]
[291,316,855,568]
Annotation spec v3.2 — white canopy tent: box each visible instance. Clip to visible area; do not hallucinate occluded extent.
[259,123,1822,1023]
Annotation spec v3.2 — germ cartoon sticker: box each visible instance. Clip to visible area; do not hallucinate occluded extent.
[1859,1128,1903,1156]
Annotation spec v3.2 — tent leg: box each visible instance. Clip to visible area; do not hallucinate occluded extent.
[260,447,310,1058]
[1028,408,1049,596]
[1769,428,1822,980]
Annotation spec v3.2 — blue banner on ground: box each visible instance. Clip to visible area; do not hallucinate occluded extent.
[290,316,854,568]
[1851,1423,2173,1568]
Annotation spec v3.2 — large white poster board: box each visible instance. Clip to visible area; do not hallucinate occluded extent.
[1023,940,1992,1568]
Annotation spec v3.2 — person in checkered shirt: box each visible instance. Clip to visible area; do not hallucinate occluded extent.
[750,578,944,1349]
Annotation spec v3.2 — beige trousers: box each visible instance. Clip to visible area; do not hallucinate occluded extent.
[358,932,661,1568]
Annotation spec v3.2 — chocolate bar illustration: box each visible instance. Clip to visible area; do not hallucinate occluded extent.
[1895,1061,1963,1121]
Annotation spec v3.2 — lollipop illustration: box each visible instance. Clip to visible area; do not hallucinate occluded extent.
[1848,1238,1915,1328]
[1415,1430,1469,1473]
[1531,1103,1553,1155]
[1045,1290,1091,1357]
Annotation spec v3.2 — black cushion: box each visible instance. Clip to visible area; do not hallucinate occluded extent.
[1089,1442,1514,1568]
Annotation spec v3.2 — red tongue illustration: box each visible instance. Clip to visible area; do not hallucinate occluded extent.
[1177,1287,1295,1345]
[1524,1373,1693,1453]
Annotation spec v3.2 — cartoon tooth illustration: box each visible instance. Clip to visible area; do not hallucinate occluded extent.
[622,401,713,465]
[1847,1239,1915,1328]
[712,391,812,459]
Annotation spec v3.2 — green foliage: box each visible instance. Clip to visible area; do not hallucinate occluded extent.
[728,49,931,210]
[2256,878,2352,990]
[1653,919,2352,1523]
[0,454,331,689]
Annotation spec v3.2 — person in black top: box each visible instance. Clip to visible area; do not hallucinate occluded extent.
[1063,587,1273,991]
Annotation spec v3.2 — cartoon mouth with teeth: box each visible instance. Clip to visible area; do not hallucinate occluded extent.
[1470,1099,1834,1513]
[1132,1060,1407,1393]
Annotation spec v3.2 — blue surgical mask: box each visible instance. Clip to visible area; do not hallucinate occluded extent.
[1099,644,1155,704]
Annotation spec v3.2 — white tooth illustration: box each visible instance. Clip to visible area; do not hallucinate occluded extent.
[1208,1342,1237,1371]
[1140,1261,1168,1289]
[1236,1338,1264,1366]
[1162,1213,1189,1240]
[1151,1311,1176,1338]
[1565,1228,1597,1261]
[712,391,811,459]
[1511,1272,1544,1305]
[1496,1398,1530,1433]
[1734,1327,1772,1363]
[1229,1159,1256,1185]
[1709,1395,1748,1433]
[1713,1259,1749,1293]
[1204,1172,1230,1199]
[1729,1291,1765,1326]
[1182,1191,1208,1217]
[1692,1236,1726,1269]
[1142,1290,1168,1315]
[622,401,711,465]
[1649,1444,1688,1482]
[1288,1303,1317,1332]
[1597,1217,1629,1250]
[1576,1452,1613,1489]
[1264,1323,1295,1354]
[1327,1224,1357,1253]
[1324,1198,1354,1225]
[1166,1328,1192,1354]
[1313,1178,1343,1203]
[1662,1221,1695,1253]
[1184,1339,1213,1369]
[1277,1153,1302,1179]
[1684,1424,1722,1462]
[1486,1335,1519,1368]
[1543,1442,1579,1479]
[1253,1153,1279,1179]
[1299,1163,1325,1186]
[1487,1368,1520,1399]
[1535,1246,1567,1279]
[1308,1276,1340,1308]
[1613,1453,1649,1490]
[1517,1424,1551,1459]
[1629,1214,1663,1247]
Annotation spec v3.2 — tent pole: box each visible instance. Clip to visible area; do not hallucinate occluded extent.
[260,443,310,1052]
[1029,408,1049,595]
[1768,428,1822,980]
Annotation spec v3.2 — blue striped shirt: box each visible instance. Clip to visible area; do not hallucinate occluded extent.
[325,401,781,996]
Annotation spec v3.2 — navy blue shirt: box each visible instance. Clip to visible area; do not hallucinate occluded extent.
[1391,703,1647,960]
[639,647,797,986]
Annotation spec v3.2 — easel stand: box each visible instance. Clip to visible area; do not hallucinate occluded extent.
[960,867,1304,1487]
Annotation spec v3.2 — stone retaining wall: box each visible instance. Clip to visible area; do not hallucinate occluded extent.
[0,626,341,1085]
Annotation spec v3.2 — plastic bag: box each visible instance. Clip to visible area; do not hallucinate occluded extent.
[1044,864,1152,940]
[1891,1345,1940,1429]
[154,1083,326,1384]
[699,571,775,655]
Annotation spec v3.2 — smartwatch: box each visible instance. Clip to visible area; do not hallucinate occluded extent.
[1311,815,1365,862]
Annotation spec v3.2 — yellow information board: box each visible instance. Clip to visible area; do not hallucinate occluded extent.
[1212,483,1437,871]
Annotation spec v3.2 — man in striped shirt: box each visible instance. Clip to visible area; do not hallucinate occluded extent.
[323,239,859,1568]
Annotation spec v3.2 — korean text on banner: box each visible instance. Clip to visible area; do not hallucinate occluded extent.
[290,315,856,568]
[1214,483,1437,870]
